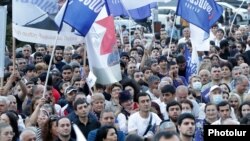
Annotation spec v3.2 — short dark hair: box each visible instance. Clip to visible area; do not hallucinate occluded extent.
[166,101,182,112]
[161,85,176,94]
[217,101,231,111]
[177,113,195,126]
[153,131,180,141]
[62,65,73,72]
[167,61,177,70]
[137,92,150,103]
[56,117,70,126]
[73,98,89,111]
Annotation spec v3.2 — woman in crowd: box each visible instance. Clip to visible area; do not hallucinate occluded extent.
[95,126,118,141]
[238,101,250,120]
[0,122,14,141]
[0,111,19,141]
[228,93,242,119]
[41,114,59,141]
[195,103,219,141]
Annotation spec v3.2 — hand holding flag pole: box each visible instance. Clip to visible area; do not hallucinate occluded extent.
[42,34,59,98]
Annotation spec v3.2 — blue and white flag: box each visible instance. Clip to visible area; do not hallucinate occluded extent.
[176,0,223,39]
[106,0,159,20]
[59,0,105,36]
[184,43,199,83]
[121,0,170,10]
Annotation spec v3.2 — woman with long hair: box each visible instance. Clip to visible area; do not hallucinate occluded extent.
[0,122,14,141]
[41,115,59,141]
[0,111,19,141]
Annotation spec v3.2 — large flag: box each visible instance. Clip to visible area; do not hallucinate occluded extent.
[190,24,210,51]
[176,0,223,39]
[12,0,84,45]
[59,0,105,36]
[121,0,171,10]
[85,6,122,85]
[19,0,59,14]
[106,0,158,20]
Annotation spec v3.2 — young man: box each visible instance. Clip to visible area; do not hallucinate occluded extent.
[177,113,195,141]
[56,117,75,141]
[128,92,162,140]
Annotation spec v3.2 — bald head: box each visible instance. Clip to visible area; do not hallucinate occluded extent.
[176,85,188,102]
[20,128,37,141]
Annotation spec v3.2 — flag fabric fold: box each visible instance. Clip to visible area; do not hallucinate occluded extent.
[106,0,165,20]
[58,0,105,36]
[85,6,122,85]
[121,0,170,10]
[176,0,223,39]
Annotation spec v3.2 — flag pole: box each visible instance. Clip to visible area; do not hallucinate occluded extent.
[229,0,245,34]
[42,34,59,98]
[168,15,177,57]
[12,37,16,73]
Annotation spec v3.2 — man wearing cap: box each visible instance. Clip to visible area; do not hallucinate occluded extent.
[117,90,134,134]
[206,85,237,121]
[58,86,77,116]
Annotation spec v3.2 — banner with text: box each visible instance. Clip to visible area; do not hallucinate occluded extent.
[12,0,84,45]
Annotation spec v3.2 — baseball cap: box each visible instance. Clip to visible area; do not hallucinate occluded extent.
[65,86,77,94]
[209,85,222,94]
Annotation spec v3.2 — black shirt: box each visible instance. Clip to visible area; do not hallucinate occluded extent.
[73,116,100,137]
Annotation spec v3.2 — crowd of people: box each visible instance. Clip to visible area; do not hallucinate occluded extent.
[1,13,250,141]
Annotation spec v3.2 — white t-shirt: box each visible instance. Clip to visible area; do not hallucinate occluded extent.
[153,98,169,120]
[128,112,162,136]
[117,113,128,134]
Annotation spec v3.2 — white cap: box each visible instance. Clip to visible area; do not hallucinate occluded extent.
[209,85,222,94]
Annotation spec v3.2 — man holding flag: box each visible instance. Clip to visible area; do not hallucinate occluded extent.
[176,0,223,80]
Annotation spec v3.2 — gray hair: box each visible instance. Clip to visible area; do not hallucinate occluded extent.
[159,121,177,132]
[91,93,105,104]
[19,127,37,141]
[0,96,9,105]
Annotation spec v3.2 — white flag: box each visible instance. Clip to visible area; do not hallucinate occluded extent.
[190,24,210,51]
[72,124,86,141]
[86,71,97,88]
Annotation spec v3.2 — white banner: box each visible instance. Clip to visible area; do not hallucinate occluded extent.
[0,6,7,78]
[12,0,84,45]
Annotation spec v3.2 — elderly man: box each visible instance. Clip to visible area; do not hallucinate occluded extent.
[231,75,249,102]
[19,127,37,141]
[175,86,200,118]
